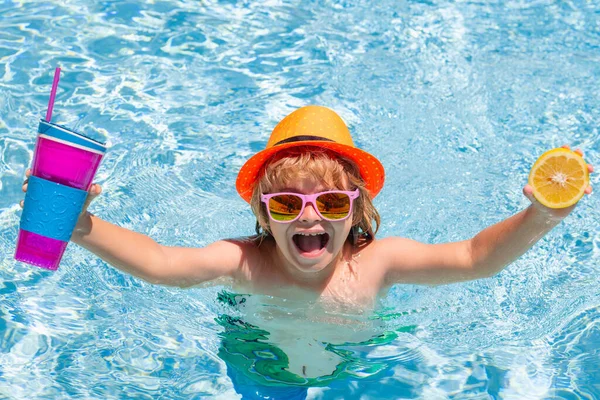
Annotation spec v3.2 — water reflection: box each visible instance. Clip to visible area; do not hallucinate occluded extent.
[215,290,418,398]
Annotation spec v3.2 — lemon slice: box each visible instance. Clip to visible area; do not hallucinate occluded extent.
[528,148,589,209]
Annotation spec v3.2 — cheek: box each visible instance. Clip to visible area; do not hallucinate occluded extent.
[269,223,287,242]
[269,223,281,235]
[333,220,353,243]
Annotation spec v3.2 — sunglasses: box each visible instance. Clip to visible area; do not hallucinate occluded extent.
[261,189,359,223]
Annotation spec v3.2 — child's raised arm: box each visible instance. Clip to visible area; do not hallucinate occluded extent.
[72,212,247,287]
[378,206,562,285]
[21,171,248,287]
[377,147,594,286]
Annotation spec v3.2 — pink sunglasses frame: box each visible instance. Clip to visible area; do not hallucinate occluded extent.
[261,189,360,223]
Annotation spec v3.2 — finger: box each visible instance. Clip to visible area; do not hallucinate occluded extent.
[19,200,24,208]
[22,182,27,192]
[25,168,31,177]
[574,148,583,157]
[561,144,571,150]
[89,184,102,196]
[82,184,102,211]
[523,184,536,202]
[588,164,594,173]
[585,186,592,195]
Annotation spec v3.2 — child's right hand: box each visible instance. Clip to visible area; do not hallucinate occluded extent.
[20,168,102,219]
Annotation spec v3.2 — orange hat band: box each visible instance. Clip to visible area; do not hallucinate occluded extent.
[273,135,334,146]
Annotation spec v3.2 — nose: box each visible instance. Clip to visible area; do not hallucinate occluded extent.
[299,201,321,222]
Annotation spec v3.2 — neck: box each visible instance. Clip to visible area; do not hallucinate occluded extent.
[274,245,347,290]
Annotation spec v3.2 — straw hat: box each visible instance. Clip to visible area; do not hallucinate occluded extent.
[236,105,385,203]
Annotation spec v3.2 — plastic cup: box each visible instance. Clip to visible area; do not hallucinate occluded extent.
[15,120,107,270]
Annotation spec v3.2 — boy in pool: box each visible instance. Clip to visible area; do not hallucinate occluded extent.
[22,105,594,308]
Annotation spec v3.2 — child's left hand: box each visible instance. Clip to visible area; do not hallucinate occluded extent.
[523,145,594,220]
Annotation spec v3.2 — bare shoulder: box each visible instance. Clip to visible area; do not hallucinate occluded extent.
[225,235,277,284]
[357,236,415,272]
[216,235,266,270]
[159,235,267,287]
[370,236,473,286]
[366,236,420,261]
[372,236,417,250]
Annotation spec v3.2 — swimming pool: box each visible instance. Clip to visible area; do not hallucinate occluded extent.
[0,0,599,398]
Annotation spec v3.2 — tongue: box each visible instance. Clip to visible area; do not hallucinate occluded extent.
[296,235,322,253]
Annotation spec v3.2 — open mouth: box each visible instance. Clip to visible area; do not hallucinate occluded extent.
[292,232,330,257]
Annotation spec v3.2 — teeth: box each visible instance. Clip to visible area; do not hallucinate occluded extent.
[297,232,324,236]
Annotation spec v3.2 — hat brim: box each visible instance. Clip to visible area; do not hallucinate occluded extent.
[236,141,385,203]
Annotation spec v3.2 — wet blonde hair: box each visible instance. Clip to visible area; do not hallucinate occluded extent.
[250,147,380,243]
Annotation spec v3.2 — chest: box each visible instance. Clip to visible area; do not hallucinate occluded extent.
[319,258,384,308]
[240,244,386,306]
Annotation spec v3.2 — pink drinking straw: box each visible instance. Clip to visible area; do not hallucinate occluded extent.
[45,67,61,122]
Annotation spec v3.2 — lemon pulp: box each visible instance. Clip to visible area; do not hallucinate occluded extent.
[528,148,589,209]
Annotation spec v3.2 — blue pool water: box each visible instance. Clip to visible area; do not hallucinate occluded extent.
[0,0,599,398]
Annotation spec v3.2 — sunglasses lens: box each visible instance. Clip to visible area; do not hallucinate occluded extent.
[268,194,303,221]
[316,192,352,220]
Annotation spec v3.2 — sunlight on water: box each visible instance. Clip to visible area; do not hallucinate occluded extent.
[0,0,599,398]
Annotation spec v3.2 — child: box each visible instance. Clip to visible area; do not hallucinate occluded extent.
[21,105,594,309]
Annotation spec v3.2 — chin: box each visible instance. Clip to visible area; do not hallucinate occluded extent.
[292,256,333,273]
